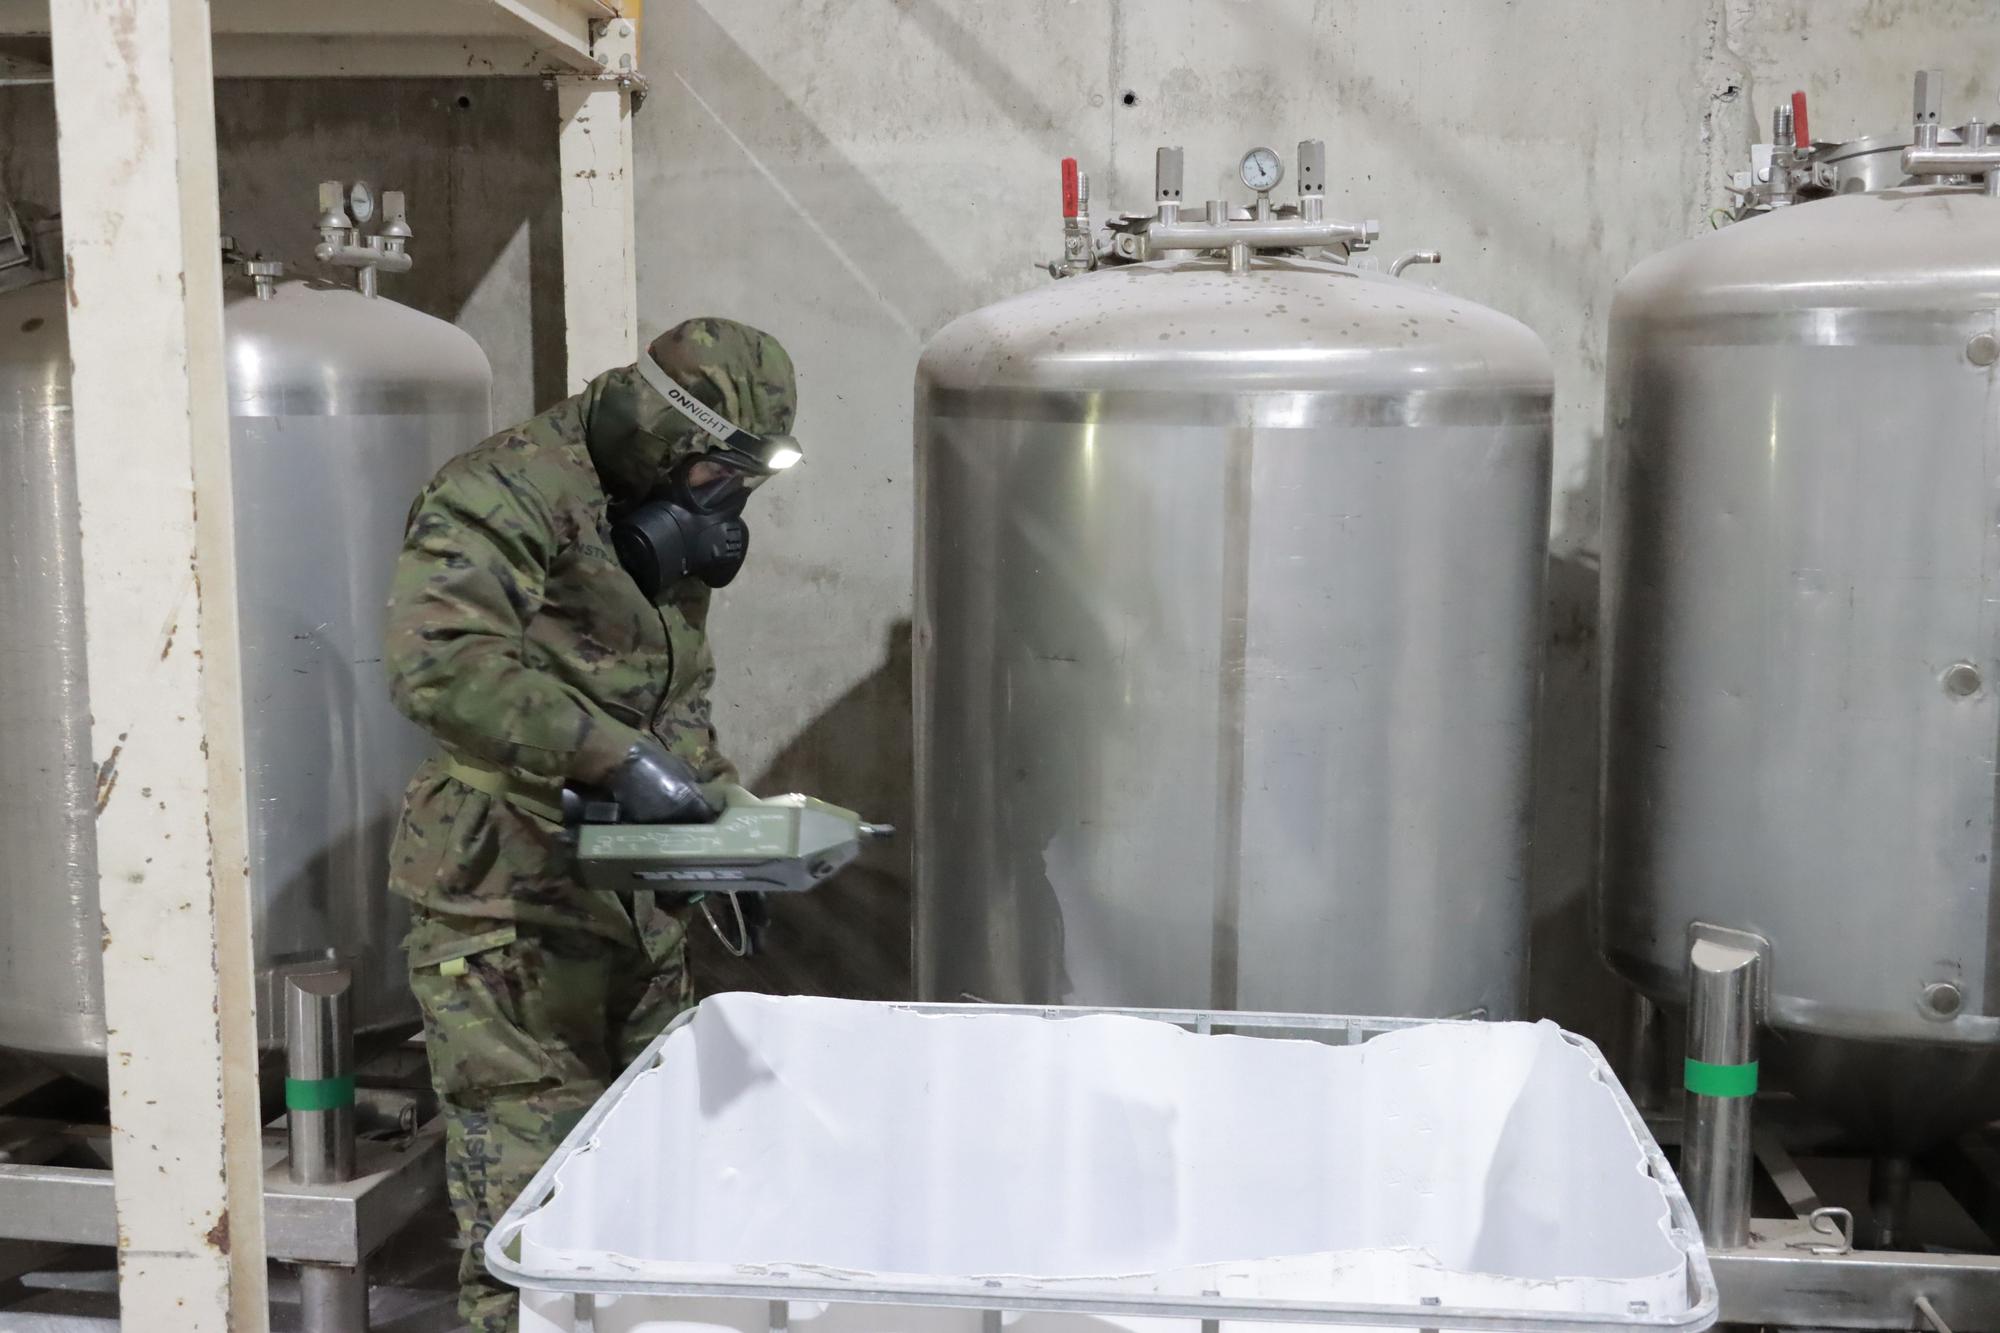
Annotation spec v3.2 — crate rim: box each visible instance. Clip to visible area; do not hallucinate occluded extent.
[486,999,1720,1333]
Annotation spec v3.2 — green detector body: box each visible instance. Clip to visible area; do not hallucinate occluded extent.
[572,784,890,895]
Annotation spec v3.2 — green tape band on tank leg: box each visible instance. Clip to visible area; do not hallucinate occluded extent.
[285,1074,356,1111]
[1684,1057,1758,1098]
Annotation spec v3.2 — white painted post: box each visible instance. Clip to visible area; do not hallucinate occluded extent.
[47,2,271,1330]
[558,16,640,392]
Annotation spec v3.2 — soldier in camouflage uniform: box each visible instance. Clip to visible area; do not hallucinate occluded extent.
[383,317,798,1333]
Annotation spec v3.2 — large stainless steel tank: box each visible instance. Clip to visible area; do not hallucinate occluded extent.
[1600,116,2000,1147]
[0,235,490,1077]
[915,144,1552,1016]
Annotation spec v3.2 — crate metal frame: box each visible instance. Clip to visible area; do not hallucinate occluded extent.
[488,1003,1720,1333]
[1643,1105,2000,1331]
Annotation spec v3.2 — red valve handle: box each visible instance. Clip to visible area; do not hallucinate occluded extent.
[1791,91,1810,149]
[1061,158,1080,219]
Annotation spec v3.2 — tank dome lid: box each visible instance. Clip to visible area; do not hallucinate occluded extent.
[1615,187,2000,323]
[920,256,1551,398]
[224,279,491,416]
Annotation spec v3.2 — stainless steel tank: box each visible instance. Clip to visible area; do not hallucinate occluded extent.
[0,207,490,1077]
[1600,82,2000,1148]
[915,143,1552,1017]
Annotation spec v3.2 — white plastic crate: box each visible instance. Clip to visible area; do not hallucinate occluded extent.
[488,996,1716,1333]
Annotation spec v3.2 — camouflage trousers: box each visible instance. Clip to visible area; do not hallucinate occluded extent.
[406,898,691,1333]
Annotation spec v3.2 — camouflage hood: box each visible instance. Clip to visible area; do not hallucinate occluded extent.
[580,317,798,502]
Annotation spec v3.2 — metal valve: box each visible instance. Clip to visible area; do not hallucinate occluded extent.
[314,180,352,236]
[1913,68,1945,151]
[1156,146,1184,224]
[379,191,412,243]
[1725,90,1835,218]
[1147,139,1378,273]
[1045,139,1384,277]
[241,258,285,301]
[1901,70,2000,196]
[1297,139,1327,224]
[1045,158,1097,278]
[312,179,416,296]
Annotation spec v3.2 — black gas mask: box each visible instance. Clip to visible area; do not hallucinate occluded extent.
[613,451,758,595]
[611,351,802,598]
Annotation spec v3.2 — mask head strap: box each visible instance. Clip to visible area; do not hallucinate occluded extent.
[636,349,804,475]
[637,351,761,450]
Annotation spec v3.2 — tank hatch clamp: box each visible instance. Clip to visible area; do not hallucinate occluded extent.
[1901,69,2000,197]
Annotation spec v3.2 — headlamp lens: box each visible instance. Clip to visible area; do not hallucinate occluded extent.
[761,435,804,471]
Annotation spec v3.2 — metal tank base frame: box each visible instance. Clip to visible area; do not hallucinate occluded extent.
[1654,932,2000,1333]
[0,965,444,1333]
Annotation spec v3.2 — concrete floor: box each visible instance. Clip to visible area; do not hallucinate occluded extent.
[0,1198,465,1331]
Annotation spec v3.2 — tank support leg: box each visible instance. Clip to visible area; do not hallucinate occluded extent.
[297,1266,368,1332]
[1683,934,1762,1250]
[1865,1154,1914,1251]
[1624,991,1669,1113]
[286,968,368,1331]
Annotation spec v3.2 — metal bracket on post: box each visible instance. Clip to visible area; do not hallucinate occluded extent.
[1913,68,1946,152]
[1156,146,1184,225]
[1296,139,1326,224]
[1902,69,2000,195]
[1683,923,1768,1252]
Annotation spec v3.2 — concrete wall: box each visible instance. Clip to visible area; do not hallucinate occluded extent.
[4,3,1998,1032]
[637,1,2000,1028]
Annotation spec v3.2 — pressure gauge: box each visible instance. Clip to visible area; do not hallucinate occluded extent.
[348,181,376,226]
[1239,146,1284,193]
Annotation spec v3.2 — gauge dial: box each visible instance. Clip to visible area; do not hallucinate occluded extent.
[1239,146,1284,193]
[348,181,376,225]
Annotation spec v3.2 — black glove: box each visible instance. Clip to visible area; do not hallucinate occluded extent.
[607,741,718,824]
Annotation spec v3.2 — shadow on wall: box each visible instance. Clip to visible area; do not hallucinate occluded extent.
[691,620,914,1001]
[0,77,567,417]
[1527,433,1627,1054]
[652,3,1061,346]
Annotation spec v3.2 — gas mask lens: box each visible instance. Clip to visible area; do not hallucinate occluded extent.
[612,453,753,597]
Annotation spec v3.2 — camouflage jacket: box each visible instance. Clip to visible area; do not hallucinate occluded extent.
[383,366,735,937]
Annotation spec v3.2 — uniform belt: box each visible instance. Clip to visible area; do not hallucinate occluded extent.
[444,757,566,824]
